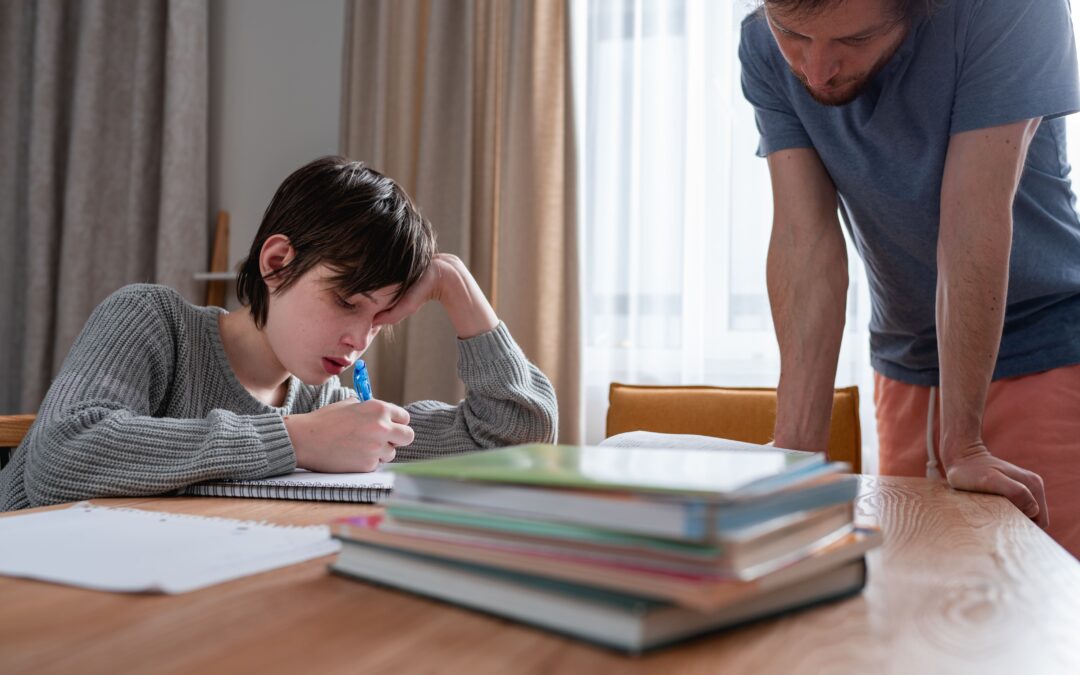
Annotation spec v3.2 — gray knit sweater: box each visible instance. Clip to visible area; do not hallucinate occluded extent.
[0,284,558,510]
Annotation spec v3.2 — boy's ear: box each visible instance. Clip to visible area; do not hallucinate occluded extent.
[259,234,296,290]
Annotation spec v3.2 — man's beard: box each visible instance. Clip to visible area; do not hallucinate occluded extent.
[792,29,908,107]
[797,71,875,107]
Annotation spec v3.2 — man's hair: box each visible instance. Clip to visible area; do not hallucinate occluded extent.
[761,0,938,22]
[236,156,436,329]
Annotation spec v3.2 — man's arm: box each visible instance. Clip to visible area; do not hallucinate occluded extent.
[937,118,1049,527]
[766,148,848,452]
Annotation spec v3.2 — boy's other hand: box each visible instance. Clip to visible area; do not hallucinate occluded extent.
[285,398,413,472]
[373,253,499,339]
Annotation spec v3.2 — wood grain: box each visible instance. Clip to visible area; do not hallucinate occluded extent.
[1,478,1078,675]
[0,414,34,448]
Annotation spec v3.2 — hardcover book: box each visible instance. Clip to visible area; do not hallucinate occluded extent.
[333,517,880,611]
[330,540,869,653]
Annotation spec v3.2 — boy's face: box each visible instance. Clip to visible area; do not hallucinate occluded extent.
[765,0,909,107]
[263,264,400,385]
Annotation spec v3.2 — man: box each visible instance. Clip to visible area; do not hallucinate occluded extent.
[740,0,1080,557]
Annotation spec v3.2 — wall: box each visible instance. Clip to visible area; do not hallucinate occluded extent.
[209,0,345,293]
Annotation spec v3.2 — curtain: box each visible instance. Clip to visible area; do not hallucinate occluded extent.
[572,0,879,468]
[341,0,583,443]
[0,0,208,414]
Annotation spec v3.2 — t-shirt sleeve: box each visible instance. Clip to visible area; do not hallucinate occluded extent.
[738,13,813,157]
[951,0,1080,134]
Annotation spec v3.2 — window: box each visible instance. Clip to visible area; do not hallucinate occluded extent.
[573,0,1080,476]
[573,0,875,467]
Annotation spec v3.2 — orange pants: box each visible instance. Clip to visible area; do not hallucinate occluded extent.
[874,364,1080,558]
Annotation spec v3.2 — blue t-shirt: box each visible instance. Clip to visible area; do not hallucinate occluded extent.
[740,0,1080,386]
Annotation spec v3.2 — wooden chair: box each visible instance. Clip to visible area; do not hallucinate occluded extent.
[606,383,862,473]
[206,210,231,307]
[0,414,35,470]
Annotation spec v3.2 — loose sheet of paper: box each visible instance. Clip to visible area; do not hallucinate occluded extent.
[600,431,812,455]
[0,502,340,593]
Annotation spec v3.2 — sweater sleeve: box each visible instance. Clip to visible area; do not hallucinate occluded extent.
[395,322,558,461]
[15,288,295,508]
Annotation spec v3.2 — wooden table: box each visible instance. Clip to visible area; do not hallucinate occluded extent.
[2,476,1079,674]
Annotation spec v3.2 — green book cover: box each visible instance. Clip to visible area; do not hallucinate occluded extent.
[385,443,827,497]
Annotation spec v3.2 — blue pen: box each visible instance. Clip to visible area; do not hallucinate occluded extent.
[353,359,373,401]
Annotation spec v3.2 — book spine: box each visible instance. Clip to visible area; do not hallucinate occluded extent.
[181,484,390,503]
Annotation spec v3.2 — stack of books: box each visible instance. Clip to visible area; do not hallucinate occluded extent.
[330,438,880,653]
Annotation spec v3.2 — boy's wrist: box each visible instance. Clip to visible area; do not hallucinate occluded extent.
[283,414,310,467]
[438,259,499,339]
[446,298,498,339]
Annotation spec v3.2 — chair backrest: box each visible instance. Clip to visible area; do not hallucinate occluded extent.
[206,209,231,307]
[0,414,35,469]
[605,384,861,473]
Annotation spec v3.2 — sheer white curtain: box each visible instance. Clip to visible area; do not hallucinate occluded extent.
[572,0,876,467]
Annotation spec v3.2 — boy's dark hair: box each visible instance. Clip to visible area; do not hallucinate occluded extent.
[760,0,938,21]
[236,156,436,328]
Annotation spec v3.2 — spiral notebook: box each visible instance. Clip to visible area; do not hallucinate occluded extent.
[180,469,395,503]
[0,502,340,593]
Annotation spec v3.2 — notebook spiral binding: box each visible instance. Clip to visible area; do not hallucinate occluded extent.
[181,483,391,503]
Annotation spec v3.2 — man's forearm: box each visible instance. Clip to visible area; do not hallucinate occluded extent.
[936,119,1038,466]
[936,213,1011,464]
[764,148,849,453]
[768,221,848,452]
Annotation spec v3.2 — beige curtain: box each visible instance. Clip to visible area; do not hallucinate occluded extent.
[0,0,208,414]
[342,0,582,443]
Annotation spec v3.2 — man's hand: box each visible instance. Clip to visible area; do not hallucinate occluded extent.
[945,442,1049,529]
[373,253,499,339]
[284,399,414,472]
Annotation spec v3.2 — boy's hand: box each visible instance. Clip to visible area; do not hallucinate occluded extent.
[284,399,413,472]
[374,253,499,339]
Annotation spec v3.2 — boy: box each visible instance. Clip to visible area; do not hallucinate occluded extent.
[0,157,558,510]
